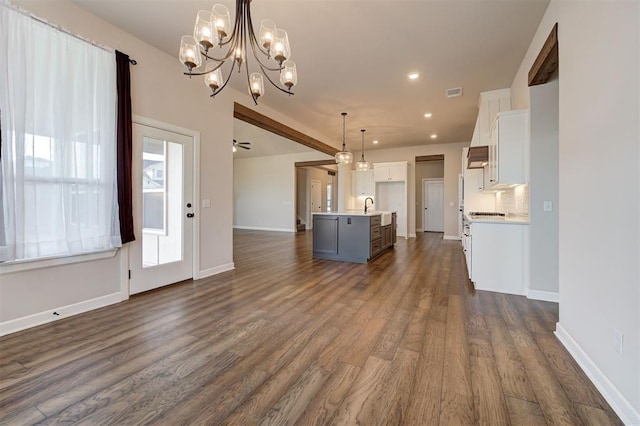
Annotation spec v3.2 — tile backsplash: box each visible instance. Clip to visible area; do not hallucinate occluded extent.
[495,184,529,215]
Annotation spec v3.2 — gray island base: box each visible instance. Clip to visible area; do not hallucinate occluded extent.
[312,211,397,263]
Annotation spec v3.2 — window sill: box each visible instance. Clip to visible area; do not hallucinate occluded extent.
[0,249,119,275]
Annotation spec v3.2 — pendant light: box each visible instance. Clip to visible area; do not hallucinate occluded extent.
[355,129,372,171]
[334,112,353,165]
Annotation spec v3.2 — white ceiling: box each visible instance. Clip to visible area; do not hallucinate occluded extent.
[71,0,549,151]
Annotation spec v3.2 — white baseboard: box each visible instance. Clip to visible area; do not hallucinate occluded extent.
[555,323,640,425]
[0,292,123,337]
[416,228,423,233]
[527,289,559,303]
[233,226,295,233]
[409,233,416,238]
[444,234,461,241]
[198,262,235,279]
[473,286,526,296]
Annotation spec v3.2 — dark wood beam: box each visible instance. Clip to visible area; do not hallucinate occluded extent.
[529,23,558,86]
[234,102,338,157]
[416,154,445,162]
[294,160,337,168]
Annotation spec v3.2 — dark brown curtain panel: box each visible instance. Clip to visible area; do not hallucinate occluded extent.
[115,50,135,243]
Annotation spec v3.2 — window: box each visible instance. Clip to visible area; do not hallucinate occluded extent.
[142,138,167,234]
[0,5,121,262]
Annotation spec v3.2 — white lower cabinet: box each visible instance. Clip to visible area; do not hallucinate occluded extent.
[468,222,528,295]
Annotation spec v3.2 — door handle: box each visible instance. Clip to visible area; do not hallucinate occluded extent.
[186,213,195,218]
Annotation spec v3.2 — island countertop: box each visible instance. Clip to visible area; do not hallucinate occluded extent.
[312,210,395,217]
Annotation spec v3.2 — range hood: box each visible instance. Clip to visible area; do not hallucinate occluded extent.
[467,146,488,169]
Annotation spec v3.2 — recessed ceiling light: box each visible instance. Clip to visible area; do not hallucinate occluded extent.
[430,134,438,139]
[373,140,379,144]
[424,113,432,118]
[408,72,420,80]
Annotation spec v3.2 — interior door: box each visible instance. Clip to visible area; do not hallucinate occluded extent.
[424,179,444,232]
[311,179,321,213]
[129,123,194,295]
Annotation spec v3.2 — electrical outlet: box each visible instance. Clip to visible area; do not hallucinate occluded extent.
[543,201,553,212]
[614,329,623,355]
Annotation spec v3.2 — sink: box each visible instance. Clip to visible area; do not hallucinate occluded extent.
[380,212,392,226]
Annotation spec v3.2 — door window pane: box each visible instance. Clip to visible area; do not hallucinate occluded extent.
[142,138,183,267]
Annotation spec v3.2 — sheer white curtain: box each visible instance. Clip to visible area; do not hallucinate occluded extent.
[0,2,121,262]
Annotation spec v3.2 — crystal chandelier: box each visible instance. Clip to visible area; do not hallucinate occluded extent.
[179,0,298,105]
[355,129,372,171]
[335,112,353,165]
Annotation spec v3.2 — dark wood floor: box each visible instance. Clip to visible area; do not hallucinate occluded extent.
[0,230,622,425]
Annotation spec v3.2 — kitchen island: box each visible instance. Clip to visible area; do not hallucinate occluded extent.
[312,211,396,263]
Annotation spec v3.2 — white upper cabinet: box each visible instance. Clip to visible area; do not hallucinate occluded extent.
[487,110,528,188]
[471,89,511,148]
[352,170,374,196]
[374,162,407,182]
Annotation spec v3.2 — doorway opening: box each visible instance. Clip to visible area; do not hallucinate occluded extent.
[231,104,337,261]
[415,156,444,233]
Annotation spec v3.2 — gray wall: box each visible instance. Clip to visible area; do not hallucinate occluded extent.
[529,77,559,294]
[415,160,444,230]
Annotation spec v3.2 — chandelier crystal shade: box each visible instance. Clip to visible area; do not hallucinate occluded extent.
[335,112,353,165]
[179,0,298,105]
[355,129,372,171]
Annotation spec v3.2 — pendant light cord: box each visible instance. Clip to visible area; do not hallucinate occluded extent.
[360,129,366,161]
[341,112,347,151]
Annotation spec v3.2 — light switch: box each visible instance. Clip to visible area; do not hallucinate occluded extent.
[202,199,211,208]
[543,201,552,212]
[449,201,454,207]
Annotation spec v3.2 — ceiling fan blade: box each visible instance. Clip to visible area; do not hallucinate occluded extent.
[238,145,251,150]
[237,142,251,145]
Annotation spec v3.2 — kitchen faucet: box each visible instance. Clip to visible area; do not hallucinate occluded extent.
[364,197,374,214]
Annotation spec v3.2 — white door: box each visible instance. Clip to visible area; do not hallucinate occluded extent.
[129,123,194,295]
[311,179,322,213]
[424,179,444,232]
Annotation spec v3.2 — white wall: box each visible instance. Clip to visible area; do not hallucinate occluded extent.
[1,0,339,330]
[362,142,467,239]
[511,1,640,422]
[233,152,330,232]
[415,161,444,230]
[529,78,559,294]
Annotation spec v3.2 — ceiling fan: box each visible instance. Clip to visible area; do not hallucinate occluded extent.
[233,139,251,152]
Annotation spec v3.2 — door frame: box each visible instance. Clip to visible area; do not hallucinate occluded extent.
[422,178,444,233]
[127,115,201,297]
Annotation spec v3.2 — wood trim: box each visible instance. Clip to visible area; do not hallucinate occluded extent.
[467,146,488,169]
[234,103,338,156]
[528,23,558,86]
[294,160,337,168]
[415,154,444,162]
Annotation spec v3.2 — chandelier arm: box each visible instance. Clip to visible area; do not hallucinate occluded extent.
[201,48,235,63]
[209,59,238,97]
[213,2,242,50]
[257,62,295,95]
[246,2,272,58]
[244,53,259,105]
[249,40,283,72]
[183,59,225,76]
